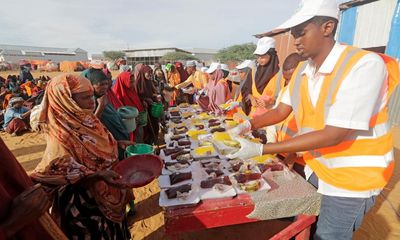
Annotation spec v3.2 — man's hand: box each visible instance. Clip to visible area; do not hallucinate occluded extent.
[226,137,263,159]
[282,153,297,170]
[0,184,51,238]
[227,120,252,136]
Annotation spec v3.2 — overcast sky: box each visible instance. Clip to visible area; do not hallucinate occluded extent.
[0,0,345,54]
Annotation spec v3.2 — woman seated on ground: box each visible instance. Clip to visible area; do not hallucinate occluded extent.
[3,97,31,136]
[31,74,131,240]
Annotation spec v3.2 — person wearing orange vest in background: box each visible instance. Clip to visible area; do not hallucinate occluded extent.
[227,0,399,239]
[248,37,280,118]
[265,53,305,176]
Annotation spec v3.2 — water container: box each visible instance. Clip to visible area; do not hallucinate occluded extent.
[150,102,164,118]
[125,144,154,157]
[117,106,139,132]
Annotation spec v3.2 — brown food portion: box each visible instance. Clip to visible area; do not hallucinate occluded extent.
[165,184,192,199]
[234,173,261,184]
[208,118,219,123]
[257,163,284,173]
[171,150,190,160]
[171,135,186,141]
[178,139,191,146]
[170,111,181,116]
[210,127,225,133]
[200,176,232,188]
[208,121,221,127]
[164,161,190,169]
[195,124,205,130]
[171,118,182,124]
[231,162,243,172]
[169,172,192,185]
[174,127,188,135]
[164,147,183,156]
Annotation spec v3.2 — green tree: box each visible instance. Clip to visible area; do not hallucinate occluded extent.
[215,43,256,62]
[103,51,126,61]
[161,52,199,62]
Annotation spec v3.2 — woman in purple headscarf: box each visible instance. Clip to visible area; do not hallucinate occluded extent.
[197,64,229,115]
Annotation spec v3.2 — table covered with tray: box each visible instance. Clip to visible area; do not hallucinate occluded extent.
[159,103,321,239]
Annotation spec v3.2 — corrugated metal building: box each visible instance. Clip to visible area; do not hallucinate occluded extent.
[124,47,217,66]
[0,44,88,63]
[338,0,400,127]
[183,48,217,66]
[124,48,193,66]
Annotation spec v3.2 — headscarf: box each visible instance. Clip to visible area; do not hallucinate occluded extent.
[239,67,254,115]
[240,48,279,115]
[112,72,144,112]
[32,74,128,223]
[254,48,280,93]
[206,69,227,115]
[175,62,189,81]
[8,96,24,108]
[136,64,156,99]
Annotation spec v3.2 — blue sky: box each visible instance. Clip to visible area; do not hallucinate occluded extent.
[0,0,346,54]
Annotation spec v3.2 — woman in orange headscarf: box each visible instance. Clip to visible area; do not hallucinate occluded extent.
[31,74,131,240]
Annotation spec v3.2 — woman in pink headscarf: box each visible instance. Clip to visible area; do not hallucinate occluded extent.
[198,67,229,115]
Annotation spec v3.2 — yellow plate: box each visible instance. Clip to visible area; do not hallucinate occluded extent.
[187,129,207,140]
[194,146,216,156]
[225,120,238,127]
[212,132,231,141]
[251,154,277,163]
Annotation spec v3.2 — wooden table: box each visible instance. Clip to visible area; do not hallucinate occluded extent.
[164,194,316,240]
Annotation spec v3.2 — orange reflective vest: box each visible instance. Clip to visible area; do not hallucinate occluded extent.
[250,71,284,118]
[288,46,398,191]
[275,87,305,166]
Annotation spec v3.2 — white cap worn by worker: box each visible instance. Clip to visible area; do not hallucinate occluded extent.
[221,64,230,72]
[186,60,197,67]
[254,37,276,55]
[274,0,339,30]
[206,62,221,74]
[236,60,256,70]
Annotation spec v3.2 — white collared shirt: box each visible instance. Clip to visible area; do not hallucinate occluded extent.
[280,43,388,198]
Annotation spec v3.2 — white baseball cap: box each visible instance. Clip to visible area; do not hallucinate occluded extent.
[186,60,197,67]
[206,62,221,74]
[200,67,208,73]
[254,37,276,55]
[275,0,339,30]
[236,60,256,70]
[221,64,230,72]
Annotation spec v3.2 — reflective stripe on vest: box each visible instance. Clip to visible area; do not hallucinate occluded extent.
[288,46,394,191]
[274,70,284,100]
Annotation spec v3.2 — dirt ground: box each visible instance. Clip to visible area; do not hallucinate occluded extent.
[1,70,399,239]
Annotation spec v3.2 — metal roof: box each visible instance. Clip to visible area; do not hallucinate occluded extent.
[0,44,87,53]
[123,47,191,54]
[339,0,379,10]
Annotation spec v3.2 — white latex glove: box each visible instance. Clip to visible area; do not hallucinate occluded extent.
[226,101,240,111]
[226,137,263,159]
[227,120,252,136]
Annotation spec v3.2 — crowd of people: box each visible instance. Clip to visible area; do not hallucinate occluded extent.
[1,0,398,239]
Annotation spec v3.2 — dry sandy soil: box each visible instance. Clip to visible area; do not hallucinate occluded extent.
[1,71,399,239]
